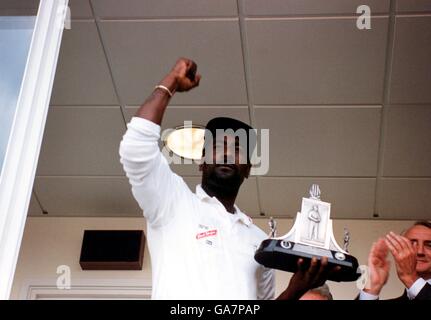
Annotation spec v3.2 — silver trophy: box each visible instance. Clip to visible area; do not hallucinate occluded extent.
[268,217,277,238]
[254,184,360,282]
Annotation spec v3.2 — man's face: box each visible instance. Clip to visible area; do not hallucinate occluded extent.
[404,225,431,277]
[199,134,251,194]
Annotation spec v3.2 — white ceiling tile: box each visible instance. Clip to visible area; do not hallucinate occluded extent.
[69,0,93,18]
[0,0,93,17]
[124,106,250,176]
[246,17,388,105]
[0,0,93,18]
[99,20,247,106]
[378,179,431,220]
[382,106,431,177]
[36,107,125,176]
[242,0,390,15]
[259,177,376,219]
[28,191,43,216]
[34,177,141,216]
[389,16,431,104]
[92,0,237,18]
[183,176,261,216]
[50,21,118,105]
[396,0,431,12]
[0,0,39,15]
[254,106,381,176]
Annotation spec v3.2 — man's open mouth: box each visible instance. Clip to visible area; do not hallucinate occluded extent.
[215,164,237,172]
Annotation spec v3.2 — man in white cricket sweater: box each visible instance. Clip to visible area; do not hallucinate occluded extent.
[119,58,333,300]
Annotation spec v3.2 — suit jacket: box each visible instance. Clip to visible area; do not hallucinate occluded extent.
[391,283,431,301]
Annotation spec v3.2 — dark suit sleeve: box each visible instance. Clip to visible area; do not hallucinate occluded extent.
[415,283,431,300]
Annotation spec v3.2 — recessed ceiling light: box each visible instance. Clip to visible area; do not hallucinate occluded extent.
[164,125,205,160]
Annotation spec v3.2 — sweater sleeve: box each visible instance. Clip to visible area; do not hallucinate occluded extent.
[119,117,190,227]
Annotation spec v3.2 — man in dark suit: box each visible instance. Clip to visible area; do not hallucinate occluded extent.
[359,221,431,300]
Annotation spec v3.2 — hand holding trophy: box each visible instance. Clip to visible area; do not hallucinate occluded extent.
[255,184,360,282]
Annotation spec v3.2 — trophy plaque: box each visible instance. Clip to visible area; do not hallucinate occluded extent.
[254,184,360,282]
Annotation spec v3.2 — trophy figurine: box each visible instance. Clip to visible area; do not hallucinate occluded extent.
[254,184,360,282]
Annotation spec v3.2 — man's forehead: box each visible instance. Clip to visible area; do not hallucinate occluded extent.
[405,225,431,239]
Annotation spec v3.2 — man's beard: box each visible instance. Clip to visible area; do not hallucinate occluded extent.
[204,165,243,198]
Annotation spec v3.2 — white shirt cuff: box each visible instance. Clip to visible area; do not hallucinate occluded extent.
[359,290,379,300]
[406,278,427,300]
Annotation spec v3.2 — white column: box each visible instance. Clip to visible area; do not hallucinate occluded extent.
[0,0,68,299]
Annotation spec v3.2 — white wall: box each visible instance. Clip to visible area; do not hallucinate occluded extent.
[11,216,415,300]
[11,217,152,300]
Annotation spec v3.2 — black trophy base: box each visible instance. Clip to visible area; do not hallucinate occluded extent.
[254,239,360,282]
